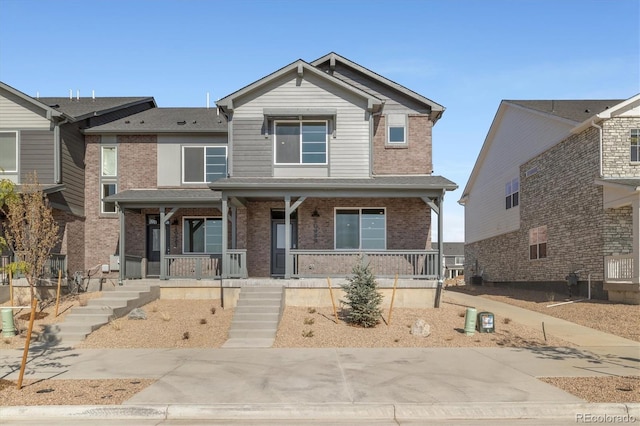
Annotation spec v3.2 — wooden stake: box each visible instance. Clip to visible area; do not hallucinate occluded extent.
[9,269,13,306]
[387,274,398,325]
[327,277,338,323]
[17,297,37,390]
[55,269,62,317]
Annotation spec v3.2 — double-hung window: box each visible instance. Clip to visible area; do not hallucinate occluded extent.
[631,129,640,162]
[274,121,327,164]
[529,226,547,260]
[387,114,407,145]
[183,146,227,183]
[0,131,18,173]
[505,178,519,209]
[183,217,222,253]
[101,146,117,214]
[335,208,386,250]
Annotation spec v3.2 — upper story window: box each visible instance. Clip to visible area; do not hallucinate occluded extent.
[335,208,386,250]
[183,146,227,183]
[529,225,547,260]
[454,256,465,265]
[631,129,640,162]
[274,121,327,165]
[505,178,519,209]
[387,114,407,145]
[0,131,18,173]
[183,217,222,253]
[101,146,118,214]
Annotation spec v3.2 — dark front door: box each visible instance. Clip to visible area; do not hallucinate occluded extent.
[146,215,169,276]
[271,214,297,276]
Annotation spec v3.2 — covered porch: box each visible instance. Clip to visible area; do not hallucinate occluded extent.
[598,178,640,304]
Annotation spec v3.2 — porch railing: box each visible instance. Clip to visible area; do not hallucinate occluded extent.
[605,254,635,283]
[0,253,67,284]
[225,249,248,278]
[124,255,143,279]
[291,250,439,279]
[165,254,222,279]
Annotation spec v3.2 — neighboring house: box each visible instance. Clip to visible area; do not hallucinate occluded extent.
[84,52,457,291]
[459,95,640,304]
[443,242,464,279]
[0,82,155,281]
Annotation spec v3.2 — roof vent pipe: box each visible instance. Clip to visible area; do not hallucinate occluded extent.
[92,90,95,100]
[76,90,80,101]
[69,89,73,100]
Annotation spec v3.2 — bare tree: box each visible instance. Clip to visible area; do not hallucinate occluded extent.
[3,173,60,299]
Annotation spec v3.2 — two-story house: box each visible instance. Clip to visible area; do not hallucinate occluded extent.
[85,53,457,303]
[460,94,640,304]
[0,82,155,282]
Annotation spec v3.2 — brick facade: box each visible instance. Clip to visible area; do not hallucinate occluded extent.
[244,198,431,277]
[373,115,433,175]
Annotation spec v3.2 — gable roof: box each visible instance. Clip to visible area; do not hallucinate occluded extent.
[38,96,156,121]
[311,52,445,121]
[0,81,66,121]
[84,107,228,134]
[459,97,627,204]
[216,58,383,112]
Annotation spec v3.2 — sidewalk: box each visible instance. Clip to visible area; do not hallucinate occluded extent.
[0,292,638,424]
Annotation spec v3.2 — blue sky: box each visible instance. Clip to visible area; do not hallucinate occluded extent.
[1,0,638,241]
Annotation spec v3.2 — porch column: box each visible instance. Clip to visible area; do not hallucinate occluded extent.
[221,196,228,278]
[231,206,237,249]
[159,207,166,280]
[634,198,640,283]
[438,191,444,282]
[118,203,125,285]
[284,196,291,278]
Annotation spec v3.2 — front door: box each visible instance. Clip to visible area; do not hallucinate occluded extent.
[271,212,297,276]
[146,215,169,276]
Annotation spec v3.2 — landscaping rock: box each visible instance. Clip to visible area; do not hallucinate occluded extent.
[128,308,147,320]
[410,319,431,337]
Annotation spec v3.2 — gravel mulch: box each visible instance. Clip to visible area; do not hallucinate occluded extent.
[1,285,638,406]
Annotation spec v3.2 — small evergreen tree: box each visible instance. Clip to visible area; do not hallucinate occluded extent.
[341,256,383,328]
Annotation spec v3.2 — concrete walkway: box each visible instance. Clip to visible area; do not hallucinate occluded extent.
[0,291,638,424]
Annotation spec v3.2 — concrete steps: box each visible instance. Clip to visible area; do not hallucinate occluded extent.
[40,283,160,346]
[223,287,284,348]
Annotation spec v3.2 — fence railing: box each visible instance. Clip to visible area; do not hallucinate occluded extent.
[165,254,221,279]
[225,249,248,278]
[605,254,636,283]
[0,253,67,284]
[291,250,439,279]
[124,255,143,279]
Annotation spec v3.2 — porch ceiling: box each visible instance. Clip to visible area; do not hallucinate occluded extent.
[106,189,222,208]
[210,176,458,198]
[596,178,640,191]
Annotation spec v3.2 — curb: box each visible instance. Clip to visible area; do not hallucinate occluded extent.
[1,402,639,421]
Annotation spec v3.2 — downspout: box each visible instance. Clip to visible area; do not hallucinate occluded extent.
[591,121,603,177]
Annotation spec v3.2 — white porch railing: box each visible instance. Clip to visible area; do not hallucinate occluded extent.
[291,250,439,279]
[605,254,635,283]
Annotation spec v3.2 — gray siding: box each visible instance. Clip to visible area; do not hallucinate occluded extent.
[59,122,87,215]
[0,93,50,129]
[157,134,229,186]
[20,130,55,183]
[231,72,370,178]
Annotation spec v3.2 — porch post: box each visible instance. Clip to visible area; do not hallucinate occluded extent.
[118,203,125,285]
[222,196,228,278]
[159,207,166,280]
[284,195,291,278]
[633,198,640,283]
[435,191,445,308]
[231,205,237,249]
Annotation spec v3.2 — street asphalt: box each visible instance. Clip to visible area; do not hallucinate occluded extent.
[1,290,638,424]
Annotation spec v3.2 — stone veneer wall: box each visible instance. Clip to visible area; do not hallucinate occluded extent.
[602,117,640,176]
[465,126,606,285]
[604,206,633,256]
[373,115,433,175]
[245,198,431,277]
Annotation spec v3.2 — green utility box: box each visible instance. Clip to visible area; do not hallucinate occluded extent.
[476,311,495,333]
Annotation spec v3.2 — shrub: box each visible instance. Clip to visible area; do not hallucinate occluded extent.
[341,256,383,328]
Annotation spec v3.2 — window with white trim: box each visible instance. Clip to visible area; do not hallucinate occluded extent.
[529,225,547,260]
[386,114,407,145]
[0,131,18,173]
[454,256,465,265]
[183,217,222,253]
[183,146,227,183]
[274,121,327,165]
[335,208,386,250]
[101,146,118,214]
[505,178,519,209]
[631,129,640,162]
